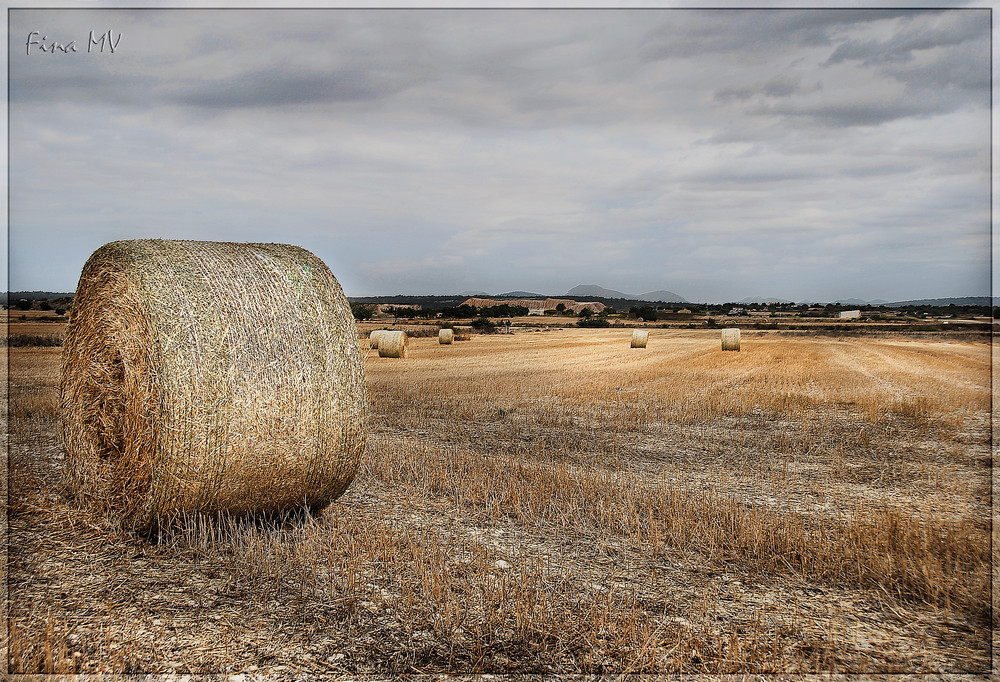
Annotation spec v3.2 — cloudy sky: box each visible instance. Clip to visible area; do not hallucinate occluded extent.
[8,7,991,303]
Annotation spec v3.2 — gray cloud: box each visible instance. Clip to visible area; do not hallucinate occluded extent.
[715,75,802,103]
[824,9,987,66]
[639,9,926,60]
[174,68,393,108]
[7,8,990,302]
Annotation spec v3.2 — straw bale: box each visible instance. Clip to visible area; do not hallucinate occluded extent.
[378,330,408,358]
[438,328,454,345]
[630,329,648,348]
[59,239,367,529]
[369,329,390,349]
[721,327,741,351]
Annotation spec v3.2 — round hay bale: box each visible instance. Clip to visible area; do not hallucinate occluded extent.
[630,329,648,348]
[369,329,390,349]
[438,328,454,345]
[378,330,408,358]
[721,327,741,351]
[59,239,367,529]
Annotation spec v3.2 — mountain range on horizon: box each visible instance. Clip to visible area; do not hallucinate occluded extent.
[564,284,689,303]
[4,290,993,308]
[457,286,991,307]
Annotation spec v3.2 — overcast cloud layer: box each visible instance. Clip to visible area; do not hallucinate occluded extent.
[8,8,991,302]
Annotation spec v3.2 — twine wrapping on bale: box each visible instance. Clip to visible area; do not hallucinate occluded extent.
[369,329,390,349]
[631,329,648,348]
[378,330,408,358]
[59,239,367,529]
[438,328,454,345]
[721,327,741,351]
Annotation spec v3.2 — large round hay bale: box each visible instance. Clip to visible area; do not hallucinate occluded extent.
[721,327,741,351]
[369,329,390,349]
[630,329,648,348]
[59,239,367,529]
[378,330,408,358]
[438,328,454,345]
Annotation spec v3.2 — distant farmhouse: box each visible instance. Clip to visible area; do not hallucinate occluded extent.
[838,309,861,319]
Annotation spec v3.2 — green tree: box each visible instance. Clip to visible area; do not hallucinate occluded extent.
[350,302,374,320]
[629,305,658,322]
[470,317,497,334]
[441,304,479,318]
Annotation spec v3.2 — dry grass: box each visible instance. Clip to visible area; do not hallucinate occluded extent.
[6,326,991,674]
[4,332,64,347]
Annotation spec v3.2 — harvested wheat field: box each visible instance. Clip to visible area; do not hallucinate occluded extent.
[6,324,993,674]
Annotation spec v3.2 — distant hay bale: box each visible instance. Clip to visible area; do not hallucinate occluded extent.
[369,329,390,349]
[721,327,741,351]
[378,330,408,358]
[59,239,367,529]
[630,329,648,348]
[439,328,454,345]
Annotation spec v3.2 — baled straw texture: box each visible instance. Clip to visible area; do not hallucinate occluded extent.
[369,329,390,349]
[438,328,454,345]
[721,327,741,351]
[378,330,408,358]
[60,239,367,529]
[630,329,648,348]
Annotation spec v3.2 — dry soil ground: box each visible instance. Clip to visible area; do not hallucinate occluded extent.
[5,322,994,675]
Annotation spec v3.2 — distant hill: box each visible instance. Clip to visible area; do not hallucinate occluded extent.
[566,284,688,303]
[498,290,546,298]
[458,290,490,297]
[829,298,889,305]
[640,290,689,303]
[884,296,991,307]
[738,296,795,304]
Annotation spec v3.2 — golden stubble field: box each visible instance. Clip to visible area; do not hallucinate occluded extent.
[5,323,994,674]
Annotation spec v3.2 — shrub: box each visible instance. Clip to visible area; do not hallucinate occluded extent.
[350,303,374,320]
[477,304,529,317]
[384,306,419,319]
[470,317,497,334]
[577,317,610,328]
